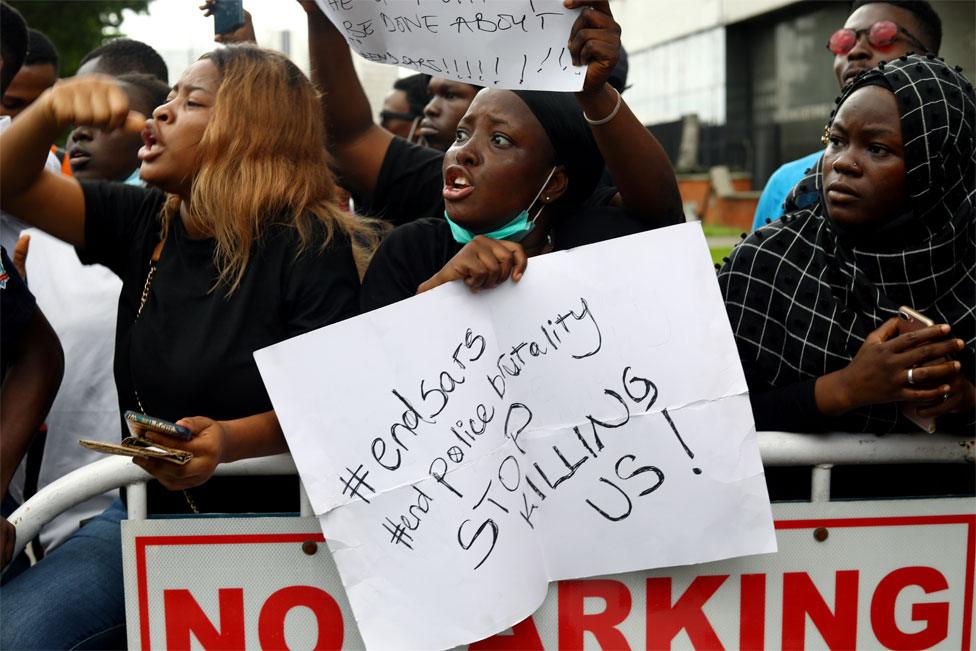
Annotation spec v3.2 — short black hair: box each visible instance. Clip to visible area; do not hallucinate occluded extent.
[116,72,169,116]
[1,2,28,94]
[25,28,58,73]
[79,38,168,82]
[850,0,942,54]
[392,73,430,117]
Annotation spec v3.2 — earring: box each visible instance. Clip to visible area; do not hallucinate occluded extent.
[544,196,550,202]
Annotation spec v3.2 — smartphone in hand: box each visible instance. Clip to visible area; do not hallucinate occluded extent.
[124,410,193,440]
[212,0,245,35]
[78,411,193,464]
[897,306,939,433]
[898,305,935,334]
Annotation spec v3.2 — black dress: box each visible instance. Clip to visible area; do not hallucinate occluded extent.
[78,181,361,514]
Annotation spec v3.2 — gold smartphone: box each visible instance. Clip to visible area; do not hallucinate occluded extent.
[897,306,938,433]
[898,305,935,333]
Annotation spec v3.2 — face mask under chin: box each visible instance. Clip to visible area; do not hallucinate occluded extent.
[445,166,558,245]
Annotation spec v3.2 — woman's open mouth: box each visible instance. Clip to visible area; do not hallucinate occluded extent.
[443,166,475,201]
[138,126,163,162]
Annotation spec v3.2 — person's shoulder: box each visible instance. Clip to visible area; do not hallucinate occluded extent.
[385,136,444,166]
[753,151,823,231]
[80,179,166,213]
[80,178,163,196]
[379,216,449,251]
[729,210,820,273]
[262,210,356,256]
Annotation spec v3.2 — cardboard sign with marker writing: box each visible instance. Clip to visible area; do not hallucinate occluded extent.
[256,224,776,649]
[314,0,587,91]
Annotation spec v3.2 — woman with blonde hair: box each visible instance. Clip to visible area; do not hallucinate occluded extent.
[0,45,372,648]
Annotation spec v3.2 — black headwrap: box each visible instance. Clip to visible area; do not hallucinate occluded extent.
[511,90,605,208]
[719,54,975,433]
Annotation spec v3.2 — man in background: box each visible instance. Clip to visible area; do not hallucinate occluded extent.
[0,28,57,120]
[380,73,429,142]
[0,0,64,573]
[0,28,59,254]
[76,37,168,82]
[11,41,168,560]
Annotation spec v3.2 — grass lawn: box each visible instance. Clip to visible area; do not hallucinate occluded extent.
[701,224,745,238]
[710,247,732,266]
[702,223,743,267]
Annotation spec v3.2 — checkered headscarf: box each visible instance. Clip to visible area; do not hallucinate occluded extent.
[719,55,975,433]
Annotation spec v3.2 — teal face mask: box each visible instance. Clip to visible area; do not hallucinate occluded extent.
[445,167,557,244]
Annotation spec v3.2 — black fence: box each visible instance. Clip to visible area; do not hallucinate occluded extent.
[645,119,749,174]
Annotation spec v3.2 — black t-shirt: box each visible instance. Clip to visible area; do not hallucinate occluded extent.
[364,137,444,225]
[361,218,461,312]
[0,247,37,377]
[557,184,649,250]
[78,181,361,514]
[360,197,650,313]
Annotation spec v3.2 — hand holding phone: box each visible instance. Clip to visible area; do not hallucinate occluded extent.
[897,305,936,335]
[210,0,245,36]
[78,411,194,465]
[124,410,193,440]
[897,306,945,433]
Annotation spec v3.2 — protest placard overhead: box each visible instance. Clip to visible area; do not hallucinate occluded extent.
[313,0,587,91]
[255,223,777,650]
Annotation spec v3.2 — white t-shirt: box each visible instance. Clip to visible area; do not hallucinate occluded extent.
[2,115,124,549]
[13,229,122,550]
[0,115,62,253]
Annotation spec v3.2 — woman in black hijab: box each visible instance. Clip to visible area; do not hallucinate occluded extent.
[719,54,975,435]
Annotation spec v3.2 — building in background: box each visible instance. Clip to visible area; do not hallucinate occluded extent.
[614,0,975,187]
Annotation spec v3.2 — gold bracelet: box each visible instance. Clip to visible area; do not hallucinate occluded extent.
[583,86,622,126]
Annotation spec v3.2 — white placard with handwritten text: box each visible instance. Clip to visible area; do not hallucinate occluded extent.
[256,223,777,650]
[313,0,586,91]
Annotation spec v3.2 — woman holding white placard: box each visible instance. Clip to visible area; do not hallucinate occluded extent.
[299,0,684,310]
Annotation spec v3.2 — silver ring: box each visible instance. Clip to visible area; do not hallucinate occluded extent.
[943,392,950,402]
[907,368,915,385]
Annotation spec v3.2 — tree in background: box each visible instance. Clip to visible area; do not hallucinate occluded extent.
[9,1,150,76]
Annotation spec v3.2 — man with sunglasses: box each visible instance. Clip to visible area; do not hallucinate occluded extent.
[380,74,430,143]
[751,0,942,231]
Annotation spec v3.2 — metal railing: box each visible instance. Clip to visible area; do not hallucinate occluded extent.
[7,431,973,560]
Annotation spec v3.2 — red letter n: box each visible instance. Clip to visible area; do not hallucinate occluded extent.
[782,570,859,650]
[647,575,727,650]
[558,579,633,650]
[164,588,245,651]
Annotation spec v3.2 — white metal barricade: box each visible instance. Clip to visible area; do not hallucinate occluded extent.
[7,432,974,560]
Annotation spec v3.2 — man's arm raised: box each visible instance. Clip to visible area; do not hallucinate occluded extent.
[300,1,394,199]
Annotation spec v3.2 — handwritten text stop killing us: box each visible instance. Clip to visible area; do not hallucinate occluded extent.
[335,296,703,570]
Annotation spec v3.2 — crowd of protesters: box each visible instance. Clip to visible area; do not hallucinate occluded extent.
[0,0,972,647]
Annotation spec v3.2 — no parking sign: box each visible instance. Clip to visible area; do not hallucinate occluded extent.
[123,498,974,649]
